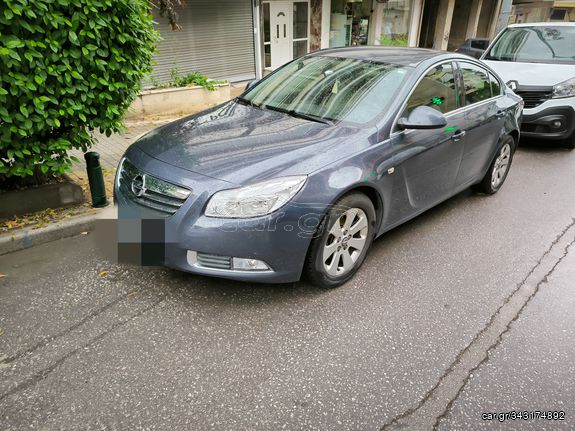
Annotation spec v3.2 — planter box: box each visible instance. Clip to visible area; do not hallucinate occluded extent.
[0,179,85,220]
[126,83,231,120]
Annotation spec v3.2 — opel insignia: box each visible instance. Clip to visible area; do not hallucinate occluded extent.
[115,47,522,288]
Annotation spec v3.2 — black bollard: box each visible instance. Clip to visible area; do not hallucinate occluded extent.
[84,151,108,208]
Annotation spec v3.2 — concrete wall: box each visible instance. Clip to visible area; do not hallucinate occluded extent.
[126,84,232,120]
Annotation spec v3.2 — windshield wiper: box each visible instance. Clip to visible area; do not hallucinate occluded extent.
[263,105,333,125]
[236,97,260,108]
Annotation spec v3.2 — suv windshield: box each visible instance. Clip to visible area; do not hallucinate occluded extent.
[241,56,411,124]
[484,26,575,64]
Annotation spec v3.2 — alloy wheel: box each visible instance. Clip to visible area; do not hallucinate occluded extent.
[491,143,511,189]
[322,208,369,277]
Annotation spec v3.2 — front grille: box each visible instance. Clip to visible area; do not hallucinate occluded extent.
[515,90,553,109]
[118,159,191,217]
[196,253,232,270]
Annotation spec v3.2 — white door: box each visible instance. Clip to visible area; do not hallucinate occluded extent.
[269,2,292,69]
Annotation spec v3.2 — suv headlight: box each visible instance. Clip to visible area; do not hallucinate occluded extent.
[552,77,575,98]
[205,176,307,218]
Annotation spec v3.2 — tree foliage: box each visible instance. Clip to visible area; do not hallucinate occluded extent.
[0,0,159,181]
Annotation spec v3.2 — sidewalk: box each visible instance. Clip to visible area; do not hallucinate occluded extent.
[69,120,169,177]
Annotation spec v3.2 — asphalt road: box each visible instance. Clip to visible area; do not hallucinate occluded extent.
[1,142,574,430]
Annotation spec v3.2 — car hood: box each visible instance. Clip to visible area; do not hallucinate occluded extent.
[482,60,575,86]
[134,101,375,185]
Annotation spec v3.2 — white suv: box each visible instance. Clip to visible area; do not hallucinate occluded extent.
[481,22,575,149]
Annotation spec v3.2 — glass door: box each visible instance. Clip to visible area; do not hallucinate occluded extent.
[262,1,310,70]
[292,2,309,59]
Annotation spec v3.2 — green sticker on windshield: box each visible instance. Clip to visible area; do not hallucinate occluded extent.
[431,97,443,106]
[445,126,457,132]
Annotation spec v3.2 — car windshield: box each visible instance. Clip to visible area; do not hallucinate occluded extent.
[484,26,575,64]
[241,56,412,124]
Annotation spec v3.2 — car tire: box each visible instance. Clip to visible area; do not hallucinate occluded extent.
[472,134,516,195]
[304,193,376,289]
[564,136,575,150]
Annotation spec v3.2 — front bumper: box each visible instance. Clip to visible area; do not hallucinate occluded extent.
[520,98,575,141]
[114,148,322,284]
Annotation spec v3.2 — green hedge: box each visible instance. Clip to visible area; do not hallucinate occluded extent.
[0,0,159,181]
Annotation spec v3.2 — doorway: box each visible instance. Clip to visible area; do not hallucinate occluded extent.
[262,1,310,70]
[418,0,440,48]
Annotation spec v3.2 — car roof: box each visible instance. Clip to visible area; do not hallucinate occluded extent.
[508,22,575,27]
[309,46,465,67]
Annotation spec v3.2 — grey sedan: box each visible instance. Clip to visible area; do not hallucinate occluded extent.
[115,47,522,288]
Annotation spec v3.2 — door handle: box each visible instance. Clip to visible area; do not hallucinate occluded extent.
[496,110,506,118]
[451,130,466,141]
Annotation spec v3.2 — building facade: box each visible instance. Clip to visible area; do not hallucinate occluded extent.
[507,0,575,23]
[148,0,514,85]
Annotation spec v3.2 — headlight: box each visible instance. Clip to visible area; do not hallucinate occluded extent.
[205,176,307,218]
[552,77,575,98]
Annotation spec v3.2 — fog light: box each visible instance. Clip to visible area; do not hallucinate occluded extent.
[552,120,562,128]
[232,257,269,271]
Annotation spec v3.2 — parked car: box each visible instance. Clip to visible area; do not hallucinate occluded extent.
[455,38,490,58]
[115,47,522,288]
[481,22,575,149]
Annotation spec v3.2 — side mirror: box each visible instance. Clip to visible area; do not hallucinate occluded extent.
[245,80,259,91]
[397,106,447,130]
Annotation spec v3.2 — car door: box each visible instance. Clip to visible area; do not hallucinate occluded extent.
[455,61,505,187]
[387,62,466,223]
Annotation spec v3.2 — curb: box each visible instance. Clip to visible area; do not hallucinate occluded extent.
[0,213,99,256]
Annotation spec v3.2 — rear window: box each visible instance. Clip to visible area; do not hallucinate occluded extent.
[470,39,489,50]
[484,26,575,64]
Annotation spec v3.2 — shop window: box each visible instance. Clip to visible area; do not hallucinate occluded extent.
[293,2,309,58]
[550,9,566,21]
[330,0,372,47]
[263,3,271,68]
[380,0,412,46]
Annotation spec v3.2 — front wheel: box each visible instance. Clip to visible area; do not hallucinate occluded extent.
[304,193,376,289]
[473,135,515,195]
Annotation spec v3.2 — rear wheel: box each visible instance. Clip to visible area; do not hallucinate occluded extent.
[304,193,376,289]
[473,135,515,195]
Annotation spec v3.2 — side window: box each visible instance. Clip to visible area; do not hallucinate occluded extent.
[489,73,502,97]
[406,63,458,115]
[459,62,492,105]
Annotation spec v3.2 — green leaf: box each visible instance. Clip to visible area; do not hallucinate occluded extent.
[6,39,24,49]
[8,51,21,61]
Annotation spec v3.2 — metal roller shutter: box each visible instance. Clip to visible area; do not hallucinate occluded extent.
[150,0,256,85]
